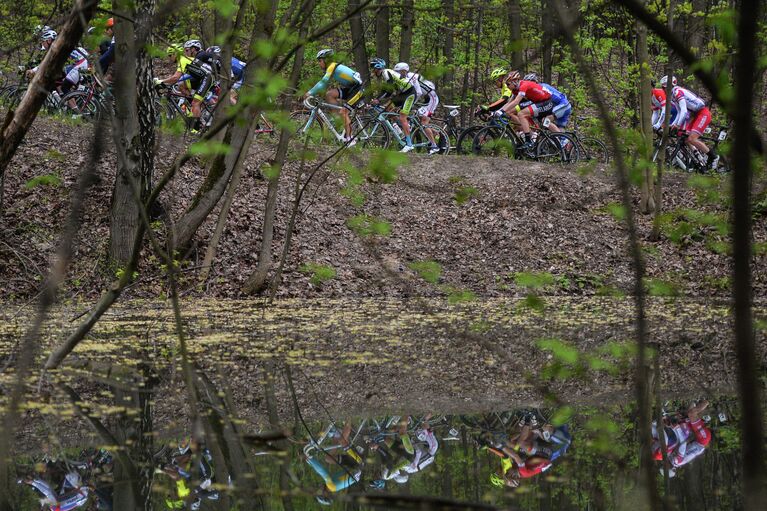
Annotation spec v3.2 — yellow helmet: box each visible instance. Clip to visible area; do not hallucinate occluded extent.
[490,68,507,80]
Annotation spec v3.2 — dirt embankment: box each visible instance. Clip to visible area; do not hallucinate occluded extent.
[1,116,764,300]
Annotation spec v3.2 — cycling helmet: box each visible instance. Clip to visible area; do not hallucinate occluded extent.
[106,18,114,28]
[316,496,332,506]
[490,473,505,487]
[370,57,386,70]
[206,46,222,55]
[393,473,409,484]
[316,48,333,60]
[490,68,507,80]
[370,479,386,490]
[394,62,409,72]
[34,25,51,34]
[523,72,539,82]
[659,75,677,87]
[40,29,57,41]
[506,70,521,82]
[184,39,202,50]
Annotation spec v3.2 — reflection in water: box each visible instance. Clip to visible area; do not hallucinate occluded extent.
[652,400,714,477]
[11,396,746,510]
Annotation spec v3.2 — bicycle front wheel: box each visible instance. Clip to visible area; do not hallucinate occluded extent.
[60,91,99,120]
[578,136,609,164]
[456,125,483,155]
[536,132,579,165]
[413,124,450,155]
[353,115,390,149]
[473,126,515,158]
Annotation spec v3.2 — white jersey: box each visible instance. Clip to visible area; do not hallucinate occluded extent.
[669,86,706,126]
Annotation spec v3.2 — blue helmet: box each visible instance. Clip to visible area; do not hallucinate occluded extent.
[370,57,386,70]
[370,479,386,490]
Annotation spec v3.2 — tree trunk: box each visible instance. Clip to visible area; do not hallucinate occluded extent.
[375,1,390,64]
[135,0,156,199]
[109,0,143,266]
[173,5,277,251]
[442,0,455,102]
[348,0,370,82]
[469,4,483,116]
[399,0,415,63]
[508,0,523,70]
[0,0,98,203]
[731,0,766,508]
[637,0,655,214]
[687,0,706,55]
[542,0,554,82]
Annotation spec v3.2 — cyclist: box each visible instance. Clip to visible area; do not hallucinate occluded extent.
[661,75,717,170]
[477,68,514,114]
[394,62,441,154]
[27,29,90,98]
[97,18,116,76]
[305,49,364,144]
[205,46,247,105]
[652,400,711,476]
[370,57,417,152]
[17,472,91,510]
[306,421,362,506]
[498,70,553,151]
[522,73,572,132]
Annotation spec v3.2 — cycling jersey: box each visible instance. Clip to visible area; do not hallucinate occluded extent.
[405,73,439,116]
[377,69,417,114]
[230,57,246,80]
[539,83,572,127]
[516,80,551,103]
[307,457,361,492]
[23,478,89,510]
[308,62,362,96]
[486,83,513,112]
[668,86,707,127]
[176,55,193,74]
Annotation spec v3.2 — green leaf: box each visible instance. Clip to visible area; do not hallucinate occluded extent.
[189,141,231,157]
[347,214,391,237]
[454,186,478,205]
[212,0,238,17]
[367,149,405,184]
[447,288,476,304]
[605,202,626,222]
[408,260,442,284]
[536,338,579,365]
[299,263,336,286]
[551,406,574,426]
[644,278,680,297]
[25,174,61,189]
[514,272,555,289]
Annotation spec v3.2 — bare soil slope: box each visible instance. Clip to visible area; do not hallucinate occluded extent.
[1,117,764,300]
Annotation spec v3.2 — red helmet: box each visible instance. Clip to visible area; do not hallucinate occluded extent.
[106,18,114,28]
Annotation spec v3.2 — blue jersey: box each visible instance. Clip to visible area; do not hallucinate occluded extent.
[308,62,362,95]
[541,83,568,105]
[231,57,246,80]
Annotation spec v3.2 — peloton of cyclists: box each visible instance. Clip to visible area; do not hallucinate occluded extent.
[27,29,90,102]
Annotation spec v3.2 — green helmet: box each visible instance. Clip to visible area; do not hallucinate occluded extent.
[490,68,507,80]
[490,473,505,487]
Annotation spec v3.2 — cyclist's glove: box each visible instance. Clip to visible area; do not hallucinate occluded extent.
[492,109,506,118]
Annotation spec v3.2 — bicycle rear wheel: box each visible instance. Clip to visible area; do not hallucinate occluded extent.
[456,125,484,155]
[578,136,609,164]
[536,132,579,164]
[412,124,450,154]
[353,115,390,149]
[60,90,99,120]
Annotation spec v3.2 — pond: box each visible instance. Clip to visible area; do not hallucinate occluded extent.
[1,297,764,509]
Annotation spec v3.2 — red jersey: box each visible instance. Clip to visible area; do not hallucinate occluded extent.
[516,80,551,103]
[651,88,666,111]
[518,456,552,478]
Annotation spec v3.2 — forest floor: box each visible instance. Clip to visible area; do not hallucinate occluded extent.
[1,116,765,302]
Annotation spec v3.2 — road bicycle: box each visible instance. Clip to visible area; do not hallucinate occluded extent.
[652,125,730,174]
[374,107,451,154]
[291,96,389,150]
[472,114,579,164]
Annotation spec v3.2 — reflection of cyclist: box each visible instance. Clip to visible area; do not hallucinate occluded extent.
[18,473,90,510]
[490,421,572,488]
[652,400,711,476]
[306,422,363,506]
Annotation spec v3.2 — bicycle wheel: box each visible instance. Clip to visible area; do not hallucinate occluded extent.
[289,109,327,149]
[473,126,515,158]
[536,132,578,164]
[412,124,450,154]
[456,125,484,155]
[60,90,99,119]
[578,136,609,164]
[353,116,390,149]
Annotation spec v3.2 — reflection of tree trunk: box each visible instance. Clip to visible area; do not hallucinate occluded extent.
[264,366,295,511]
[399,0,415,62]
[441,440,453,498]
[731,1,766,508]
[375,1,390,65]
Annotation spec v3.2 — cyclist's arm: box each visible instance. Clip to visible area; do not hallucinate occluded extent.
[486,94,511,112]
[671,96,687,128]
[307,457,358,492]
[308,67,334,96]
[502,92,524,113]
[158,70,183,85]
[652,108,665,130]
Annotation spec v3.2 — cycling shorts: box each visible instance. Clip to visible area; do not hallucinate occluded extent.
[188,73,214,101]
[64,65,81,86]
[528,100,555,118]
[339,83,364,106]
[417,91,440,117]
[552,102,572,127]
[391,88,417,115]
[232,78,243,90]
[685,106,711,135]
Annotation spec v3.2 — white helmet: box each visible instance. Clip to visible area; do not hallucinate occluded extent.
[316,48,334,60]
[184,39,202,50]
[394,62,409,72]
[659,75,677,87]
[40,29,57,41]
